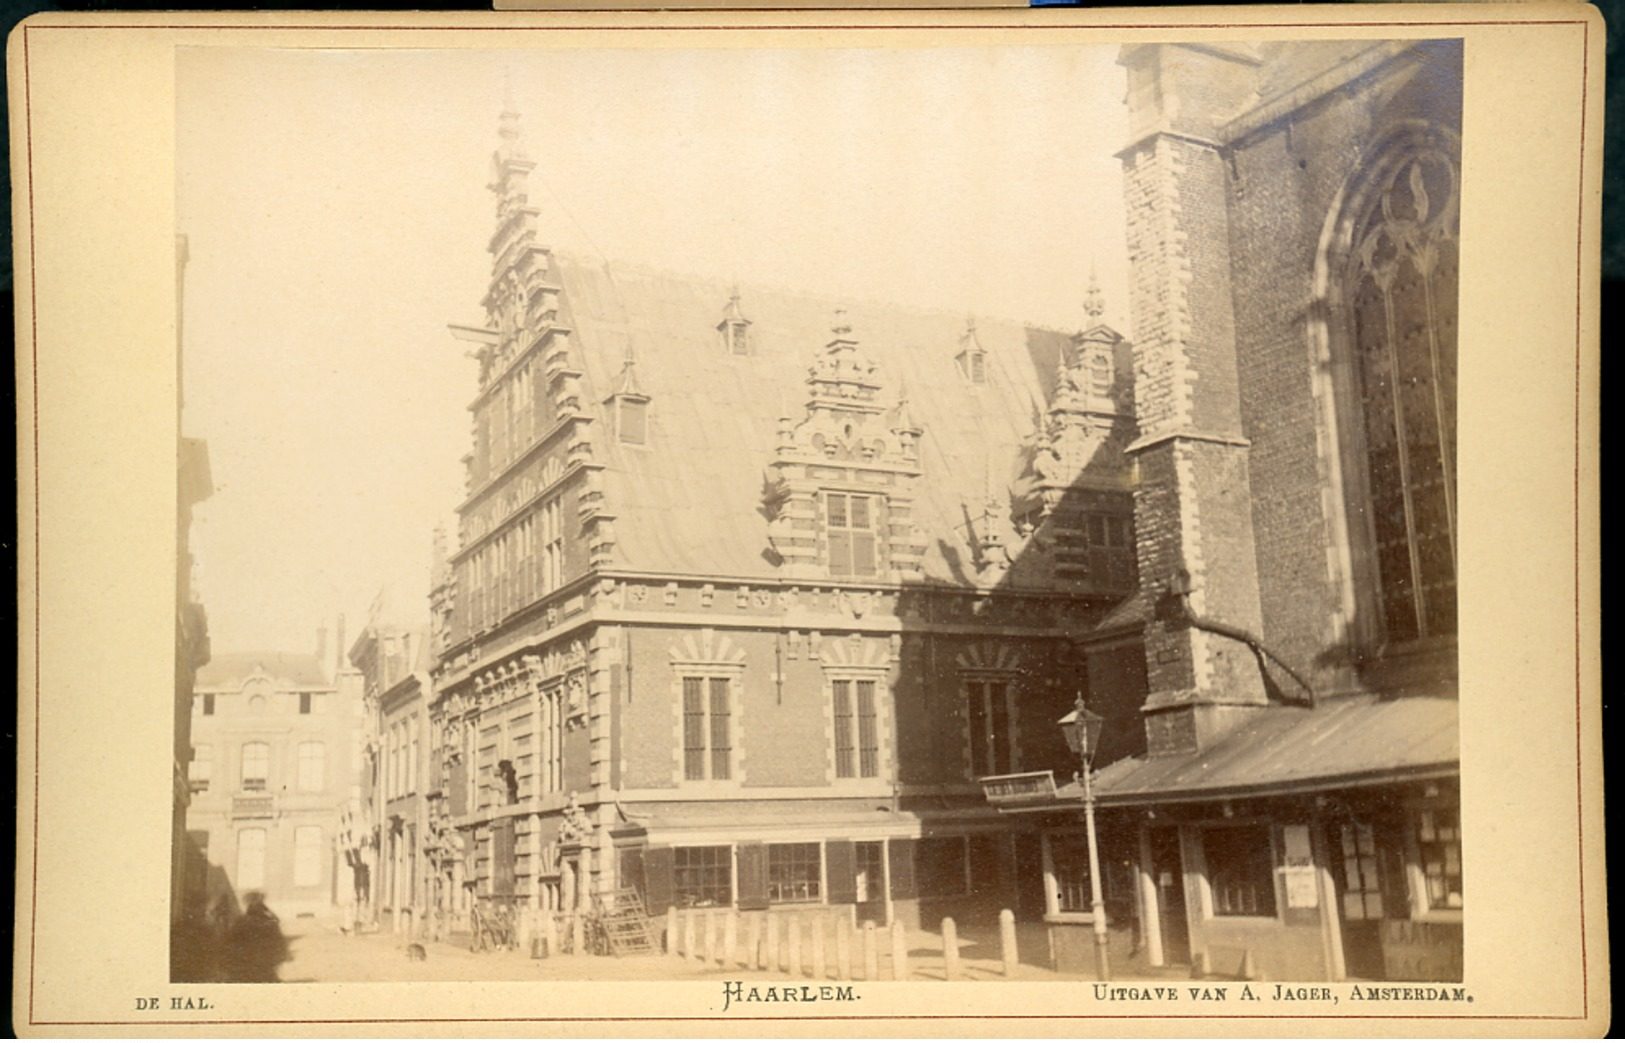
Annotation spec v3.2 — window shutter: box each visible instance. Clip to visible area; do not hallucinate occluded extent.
[826,840,857,904]
[888,838,917,899]
[643,846,674,914]
[449,760,467,816]
[829,532,852,575]
[737,842,769,911]
[492,819,516,898]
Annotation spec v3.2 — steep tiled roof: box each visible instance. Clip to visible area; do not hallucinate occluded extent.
[555,255,1123,589]
[195,651,332,690]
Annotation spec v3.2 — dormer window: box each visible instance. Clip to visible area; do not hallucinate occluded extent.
[1088,351,1113,398]
[605,345,650,446]
[618,397,648,445]
[825,491,881,577]
[718,288,752,356]
[956,317,987,385]
[722,321,750,356]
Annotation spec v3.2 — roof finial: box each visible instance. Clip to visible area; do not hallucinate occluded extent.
[832,307,852,337]
[497,71,525,155]
[612,341,644,398]
[1083,262,1105,322]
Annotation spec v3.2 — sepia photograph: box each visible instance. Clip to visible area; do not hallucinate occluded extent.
[170,36,1468,988]
[11,7,1603,1035]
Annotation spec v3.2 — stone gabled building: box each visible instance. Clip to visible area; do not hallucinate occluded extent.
[423,96,1143,934]
[995,39,1464,983]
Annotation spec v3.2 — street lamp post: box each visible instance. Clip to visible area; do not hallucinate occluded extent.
[1059,698,1110,981]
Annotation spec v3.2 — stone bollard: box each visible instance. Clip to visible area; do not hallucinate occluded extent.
[1191,950,1211,979]
[890,920,909,981]
[765,913,781,972]
[835,916,853,979]
[862,921,879,982]
[665,907,680,957]
[683,908,698,962]
[810,915,828,980]
[724,910,740,968]
[1241,949,1261,982]
[571,914,586,957]
[544,912,559,959]
[999,909,1018,978]
[703,909,717,964]
[788,916,804,977]
[745,913,763,971]
[942,917,960,982]
[517,907,532,952]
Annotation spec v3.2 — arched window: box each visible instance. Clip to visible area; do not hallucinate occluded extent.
[1325,124,1460,655]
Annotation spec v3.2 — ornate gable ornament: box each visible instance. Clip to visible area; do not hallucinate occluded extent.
[1027,273,1134,517]
[763,310,926,581]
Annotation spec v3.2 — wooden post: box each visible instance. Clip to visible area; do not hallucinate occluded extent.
[810,915,828,980]
[766,913,781,972]
[682,908,697,962]
[1136,829,1165,968]
[745,912,763,971]
[942,917,960,981]
[999,909,1018,978]
[724,910,740,968]
[665,907,680,958]
[703,909,717,964]
[835,916,853,979]
[862,921,879,981]
[890,920,909,981]
[788,916,804,977]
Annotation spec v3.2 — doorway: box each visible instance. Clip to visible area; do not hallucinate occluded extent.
[854,841,887,925]
[1149,827,1190,965]
[1329,819,1389,980]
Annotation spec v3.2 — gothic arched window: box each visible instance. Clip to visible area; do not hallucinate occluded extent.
[1329,124,1460,655]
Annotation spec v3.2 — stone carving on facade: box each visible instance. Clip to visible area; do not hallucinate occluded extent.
[840,590,874,619]
[558,793,593,845]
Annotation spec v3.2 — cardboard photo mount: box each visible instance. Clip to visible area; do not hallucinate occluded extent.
[9,6,1605,1037]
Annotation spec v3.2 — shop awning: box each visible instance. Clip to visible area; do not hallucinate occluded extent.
[1001,692,1458,811]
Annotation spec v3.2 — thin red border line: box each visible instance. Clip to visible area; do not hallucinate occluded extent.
[18,16,1596,1028]
[20,1013,1595,1027]
[11,17,1594,30]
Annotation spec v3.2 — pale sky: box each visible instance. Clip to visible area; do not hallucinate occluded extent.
[176,43,1133,660]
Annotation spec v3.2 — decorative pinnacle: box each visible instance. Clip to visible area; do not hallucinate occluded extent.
[831,307,852,337]
[1083,265,1105,321]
